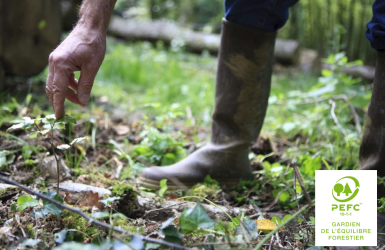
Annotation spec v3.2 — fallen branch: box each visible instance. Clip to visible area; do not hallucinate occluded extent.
[0,175,191,250]
[253,204,312,250]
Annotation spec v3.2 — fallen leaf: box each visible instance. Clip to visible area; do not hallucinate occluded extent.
[113,125,130,135]
[78,191,103,210]
[255,219,284,231]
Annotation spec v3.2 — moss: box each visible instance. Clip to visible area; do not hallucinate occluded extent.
[73,168,87,177]
[0,186,18,198]
[114,218,145,234]
[26,223,35,238]
[61,210,101,242]
[24,159,38,168]
[112,184,139,217]
[111,183,134,197]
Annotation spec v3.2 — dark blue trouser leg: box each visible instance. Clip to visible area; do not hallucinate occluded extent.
[367,0,385,50]
[224,0,299,31]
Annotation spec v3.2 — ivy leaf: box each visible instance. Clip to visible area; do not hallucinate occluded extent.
[179,202,215,234]
[158,179,168,197]
[161,225,183,244]
[17,195,39,212]
[57,144,71,150]
[34,191,63,218]
[54,228,68,244]
[100,196,120,206]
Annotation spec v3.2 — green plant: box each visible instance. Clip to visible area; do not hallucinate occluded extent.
[7,114,88,193]
[134,127,187,166]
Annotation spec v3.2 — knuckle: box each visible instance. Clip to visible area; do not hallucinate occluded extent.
[50,53,67,65]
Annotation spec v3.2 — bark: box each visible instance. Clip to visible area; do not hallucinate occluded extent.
[108,17,301,65]
[0,0,61,77]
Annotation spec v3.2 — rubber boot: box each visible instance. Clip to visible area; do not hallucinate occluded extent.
[138,19,276,189]
[359,51,385,247]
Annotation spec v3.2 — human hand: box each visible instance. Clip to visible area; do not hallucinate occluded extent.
[45,26,106,118]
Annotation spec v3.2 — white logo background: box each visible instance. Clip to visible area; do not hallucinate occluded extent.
[316,170,377,246]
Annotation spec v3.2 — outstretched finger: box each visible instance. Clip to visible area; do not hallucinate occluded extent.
[52,69,70,118]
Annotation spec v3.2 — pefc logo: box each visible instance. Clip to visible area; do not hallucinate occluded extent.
[332,176,360,202]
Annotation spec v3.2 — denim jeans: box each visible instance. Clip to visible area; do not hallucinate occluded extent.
[225,0,385,51]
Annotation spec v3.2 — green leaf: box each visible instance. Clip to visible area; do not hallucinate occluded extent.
[179,202,215,234]
[278,191,290,203]
[57,144,71,150]
[271,216,282,225]
[321,69,333,77]
[28,129,51,139]
[53,122,66,130]
[17,195,39,212]
[158,179,168,197]
[100,196,120,206]
[34,191,63,218]
[54,228,68,244]
[56,114,77,124]
[92,212,110,219]
[112,213,128,219]
[282,214,292,223]
[161,225,183,244]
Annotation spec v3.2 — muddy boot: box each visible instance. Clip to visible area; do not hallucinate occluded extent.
[138,19,276,189]
[359,51,385,246]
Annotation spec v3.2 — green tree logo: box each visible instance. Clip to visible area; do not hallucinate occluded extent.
[332,176,360,202]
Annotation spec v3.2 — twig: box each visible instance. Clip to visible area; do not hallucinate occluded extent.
[329,99,347,136]
[0,175,191,250]
[293,170,307,223]
[253,204,311,250]
[292,164,313,206]
[144,201,189,216]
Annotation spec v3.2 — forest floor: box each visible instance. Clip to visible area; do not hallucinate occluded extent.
[0,40,376,249]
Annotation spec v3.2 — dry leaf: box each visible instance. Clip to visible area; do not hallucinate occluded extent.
[78,190,103,210]
[113,125,130,135]
[255,219,283,231]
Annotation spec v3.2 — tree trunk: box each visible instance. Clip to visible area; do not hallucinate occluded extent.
[0,0,61,77]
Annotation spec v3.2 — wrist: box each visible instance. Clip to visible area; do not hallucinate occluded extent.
[77,0,116,34]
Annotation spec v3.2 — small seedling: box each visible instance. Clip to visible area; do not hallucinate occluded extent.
[7,114,88,194]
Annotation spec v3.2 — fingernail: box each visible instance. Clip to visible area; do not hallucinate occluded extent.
[80,94,89,104]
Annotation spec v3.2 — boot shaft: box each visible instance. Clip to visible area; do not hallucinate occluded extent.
[212,20,276,146]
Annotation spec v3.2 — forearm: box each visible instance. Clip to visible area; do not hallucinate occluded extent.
[77,0,117,34]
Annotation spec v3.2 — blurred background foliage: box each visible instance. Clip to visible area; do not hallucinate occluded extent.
[114,0,375,64]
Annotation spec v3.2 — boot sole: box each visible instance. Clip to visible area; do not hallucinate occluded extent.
[138,176,240,190]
